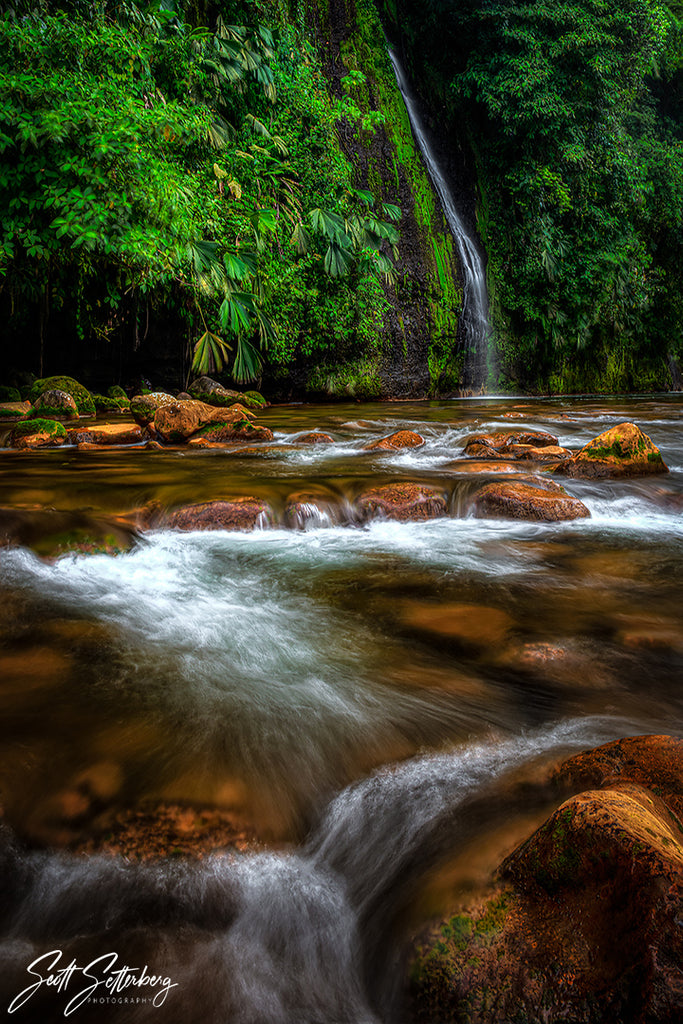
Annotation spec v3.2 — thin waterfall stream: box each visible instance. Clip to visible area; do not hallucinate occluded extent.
[388,48,492,390]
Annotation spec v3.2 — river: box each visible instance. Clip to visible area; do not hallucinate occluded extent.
[0,395,681,1021]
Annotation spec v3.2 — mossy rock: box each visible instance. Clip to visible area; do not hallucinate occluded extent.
[130,392,176,426]
[92,393,129,412]
[0,386,20,402]
[26,376,95,416]
[12,418,67,439]
[243,390,268,408]
[0,406,20,419]
[106,385,128,400]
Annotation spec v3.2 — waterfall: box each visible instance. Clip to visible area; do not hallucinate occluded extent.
[388,48,492,391]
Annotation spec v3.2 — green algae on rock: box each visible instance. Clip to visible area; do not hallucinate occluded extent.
[10,418,67,448]
[558,422,668,478]
[26,376,95,416]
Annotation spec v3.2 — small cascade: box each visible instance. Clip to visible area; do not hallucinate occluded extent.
[388,48,492,390]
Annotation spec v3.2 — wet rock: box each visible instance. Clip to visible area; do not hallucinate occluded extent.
[519,444,573,461]
[31,389,79,421]
[114,501,164,531]
[398,600,514,651]
[284,489,341,529]
[465,430,559,452]
[195,421,274,443]
[356,483,448,522]
[67,424,144,446]
[189,376,242,402]
[92,392,129,412]
[129,391,176,426]
[153,400,256,442]
[294,432,335,444]
[470,481,590,521]
[411,735,683,1024]
[0,401,30,420]
[167,498,271,531]
[557,421,668,478]
[26,375,95,416]
[497,641,614,690]
[107,385,128,400]
[176,391,192,400]
[10,418,67,448]
[365,430,425,451]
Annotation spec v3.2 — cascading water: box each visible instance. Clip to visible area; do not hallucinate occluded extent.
[388,48,492,391]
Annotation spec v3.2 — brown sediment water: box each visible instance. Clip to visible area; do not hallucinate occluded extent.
[0,395,681,1021]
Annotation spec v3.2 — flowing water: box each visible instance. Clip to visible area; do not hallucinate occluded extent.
[0,395,682,1021]
[387,49,491,389]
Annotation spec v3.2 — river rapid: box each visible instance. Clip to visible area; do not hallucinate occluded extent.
[0,395,682,1022]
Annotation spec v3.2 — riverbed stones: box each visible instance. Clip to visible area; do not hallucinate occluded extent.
[464,430,559,458]
[557,421,668,478]
[470,481,590,521]
[365,430,425,451]
[167,498,271,531]
[356,483,448,522]
[153,400,256,442]
[30,389,79,421]
[410,735,683,1024]
[194,421,273,443]
[398,600,514,651]
[130,391,177,426]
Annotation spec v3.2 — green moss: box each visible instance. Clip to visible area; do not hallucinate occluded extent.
[26,376,95,416]
[12,417,66,438]
[243,390,267,408]
[92,394,123,412]
[0,406,20,418]
[647,451,663,463]
[308,354,382,399]
[0,386,20,402]
[106,385,128,399]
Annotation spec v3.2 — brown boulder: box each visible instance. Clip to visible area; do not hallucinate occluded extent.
[31,389,79,421]
[558,422,668,478]
[294,432,335,444]
[167,498,271,531]
[355,483,447,522]
[153,400,255,442]
[129,392,176,426]
[470,481,590,521]
[465,430,559,451]
[520,444,573,461]
[366,430,425,451]
[195,422,273,443]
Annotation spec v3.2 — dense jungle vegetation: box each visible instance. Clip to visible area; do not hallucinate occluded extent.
[383,0,683,391]
[1,0,682,393]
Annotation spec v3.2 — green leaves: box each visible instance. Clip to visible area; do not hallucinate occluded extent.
[192,330,232,375]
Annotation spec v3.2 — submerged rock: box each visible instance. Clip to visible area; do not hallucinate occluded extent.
[558,421,668,478]
[167,498,271,531]
[194,421,273,443]
[470,481,590,521]
[294,432,335,444]
[411,735,683,1024]
[356,483,447,522]
[0,507,137,557]
[366,430,425,451]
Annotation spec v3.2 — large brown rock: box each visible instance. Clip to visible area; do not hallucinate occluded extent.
[365,430,425,451]
[355,483,448,522]
[558,422,668,478]
[153,401,255,442]
[464,430,559,455]
[470,481,590,521]
[410,735,683,1024]
[167,498,271,531]
[294,432,335,444]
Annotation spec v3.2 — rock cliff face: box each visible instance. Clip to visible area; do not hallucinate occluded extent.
[289,0,465,398]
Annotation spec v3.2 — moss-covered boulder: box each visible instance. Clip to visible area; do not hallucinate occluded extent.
[470,480,590,521]
[558,422,668,478]
[129,392,176,426]
[0,386,21,403]
[92,393,129,413]
[9,418,67,448]
[410,736,683,1024]
[106,385,128,400]
[356,483,448,522]
[31,389,79,421]
[243,390,268,408]
[26,376,95,416]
